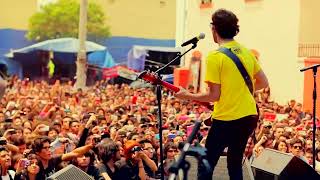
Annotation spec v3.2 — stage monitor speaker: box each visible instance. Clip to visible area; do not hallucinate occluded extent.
[251,148,320,180]
[47,164,94,180]
[182,156,254,180]
[144,50,181,74]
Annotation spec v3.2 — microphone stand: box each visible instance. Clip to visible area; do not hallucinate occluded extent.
[150,43,198,180]
[300,64,320,169]
[168,121,211,180]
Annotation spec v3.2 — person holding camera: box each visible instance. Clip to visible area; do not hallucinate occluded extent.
[117,140,148,180]
[139,139,158,179]
[14,154,44,180]
[0,137,19,155]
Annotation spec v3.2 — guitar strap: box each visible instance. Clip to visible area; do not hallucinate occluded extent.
[218,47,254,95]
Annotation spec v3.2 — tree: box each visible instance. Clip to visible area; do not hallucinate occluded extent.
[26,0,111,42]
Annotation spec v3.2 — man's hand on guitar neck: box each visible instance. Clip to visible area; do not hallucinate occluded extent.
[174,86,191,100]
[174,86,214,110]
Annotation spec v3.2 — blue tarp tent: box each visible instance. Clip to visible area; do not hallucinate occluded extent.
[5,38,115,79]
[6,38,115,68]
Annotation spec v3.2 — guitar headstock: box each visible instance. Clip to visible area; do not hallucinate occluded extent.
[137,71,159,85]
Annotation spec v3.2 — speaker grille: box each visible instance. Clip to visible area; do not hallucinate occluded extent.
[47,164,94,180]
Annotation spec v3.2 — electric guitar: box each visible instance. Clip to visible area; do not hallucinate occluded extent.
[137,71,214,125]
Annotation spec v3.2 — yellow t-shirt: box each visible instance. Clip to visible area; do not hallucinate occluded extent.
[205,41,261,121]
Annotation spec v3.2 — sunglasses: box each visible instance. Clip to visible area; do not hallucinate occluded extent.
[293,145,303,150]
[264,125,272,129]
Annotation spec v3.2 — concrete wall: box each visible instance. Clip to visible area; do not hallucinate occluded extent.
[0,0,38,29]
[299,0,320,44]
[181,0,302,104]
[94,0,176,39]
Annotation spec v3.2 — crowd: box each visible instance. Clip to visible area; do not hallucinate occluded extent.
[0,75,318,180]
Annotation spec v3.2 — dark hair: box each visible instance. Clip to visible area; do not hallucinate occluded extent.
[73,150,95,166]
[96,108,105,115]
[211,9,239,39]
[69,119,80,127]
[139,139,153,148]
[290,138,304,146]
[97,139,119,164]
[32,136,51,153]
[316,148,320,161]
[305,148,313,154]
[273,140,289,152]
[0,146,8,153]
[128,132,139,140]
[12,137,26,146]
[49,127,59,133]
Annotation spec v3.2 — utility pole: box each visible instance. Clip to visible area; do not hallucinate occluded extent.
[75,0,88,89]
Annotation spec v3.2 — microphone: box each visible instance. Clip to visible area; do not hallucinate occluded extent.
[181,33,205,47]
[300,64,320,72]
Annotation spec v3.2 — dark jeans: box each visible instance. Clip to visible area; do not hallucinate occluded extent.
[198,115,258,180]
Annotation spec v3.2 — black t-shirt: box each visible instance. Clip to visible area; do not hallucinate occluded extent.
[116,159,140,180]
[44,155,63,178]
[97,163,121,180]
[86,165,104,180]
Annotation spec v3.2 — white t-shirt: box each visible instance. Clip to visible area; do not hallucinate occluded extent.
[1,170,15,180]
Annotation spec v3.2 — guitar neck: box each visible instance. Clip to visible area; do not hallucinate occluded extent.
[159,80,212,109]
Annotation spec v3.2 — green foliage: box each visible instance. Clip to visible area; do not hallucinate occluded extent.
[26,0,111,42]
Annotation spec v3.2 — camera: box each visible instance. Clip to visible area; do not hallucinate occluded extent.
[20,159,30,167]
[130,146,142,153]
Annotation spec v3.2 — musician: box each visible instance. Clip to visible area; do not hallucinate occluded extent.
[175,9,269,180]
